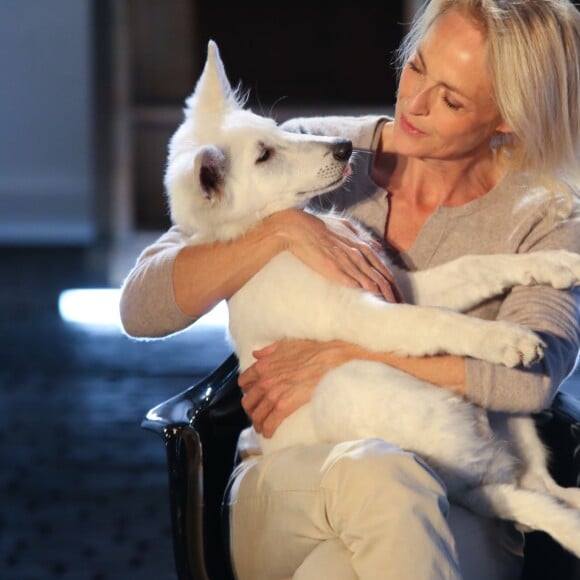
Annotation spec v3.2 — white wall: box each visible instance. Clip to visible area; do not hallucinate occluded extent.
[0,0,95,244]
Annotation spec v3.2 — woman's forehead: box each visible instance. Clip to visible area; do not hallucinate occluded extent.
[418,11,495,104]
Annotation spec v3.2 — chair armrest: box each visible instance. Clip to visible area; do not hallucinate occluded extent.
[141,352,240,433]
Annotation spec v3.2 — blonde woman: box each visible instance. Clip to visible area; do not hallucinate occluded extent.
[121,0,580,577]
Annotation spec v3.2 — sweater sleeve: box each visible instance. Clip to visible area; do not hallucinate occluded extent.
[119,226,197,338]
[465,207,580,413]
[281,115,388,150]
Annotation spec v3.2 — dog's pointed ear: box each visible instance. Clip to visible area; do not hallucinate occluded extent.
[196,144,227,201]
[185,40,240,118]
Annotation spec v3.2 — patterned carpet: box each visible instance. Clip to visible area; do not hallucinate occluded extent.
[0,247,231,579]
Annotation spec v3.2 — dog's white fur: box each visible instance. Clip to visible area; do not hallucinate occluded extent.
[165,41,580,556]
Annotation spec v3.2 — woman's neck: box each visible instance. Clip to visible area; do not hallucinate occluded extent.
[389,155,505,209]
[372,123,507,211]
[373,121,510,253]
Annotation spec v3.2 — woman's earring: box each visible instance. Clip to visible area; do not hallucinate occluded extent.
[490,132,513,157]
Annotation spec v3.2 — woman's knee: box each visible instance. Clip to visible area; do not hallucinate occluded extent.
[320,439,460,578]
[293,539,357,580]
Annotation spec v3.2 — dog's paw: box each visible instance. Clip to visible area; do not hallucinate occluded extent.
[520,250,580,290]
[475,322,545,367]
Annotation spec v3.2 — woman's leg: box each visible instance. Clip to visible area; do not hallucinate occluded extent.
[228,438,462,580]
[293,538,357,580]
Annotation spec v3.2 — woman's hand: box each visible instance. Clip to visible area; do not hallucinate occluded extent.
[238,338,467,436]
[239,339,355,437]
[265,209,400,303]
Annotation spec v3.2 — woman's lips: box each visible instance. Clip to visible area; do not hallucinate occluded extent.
[400,114,426,136]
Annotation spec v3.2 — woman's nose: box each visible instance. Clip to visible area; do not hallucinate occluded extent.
[406,83,430,115]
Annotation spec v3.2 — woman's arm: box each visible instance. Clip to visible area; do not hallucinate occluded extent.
[120,209,398,338]
[465,208,580,414]
[240,278,580,437]
[119,225,196,338]
[240,213,580,434]
[171,218,288,320]
[465,285,580,413]
[240,284,578,436]
[174,210,398,318]
[239,340,465,437]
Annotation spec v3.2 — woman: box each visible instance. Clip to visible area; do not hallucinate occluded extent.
[121,0,580,577]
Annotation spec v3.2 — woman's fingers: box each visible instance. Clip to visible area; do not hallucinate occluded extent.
[239,349,286,431]
[326,244,374,289]
[330,240,399,302]
[246,380,311,437]
[276,209,400,301]
[241,378,290,433]
[246,396,276,433]
[239,339,350,435]
[350,246,400,302]
[261,389,306,437]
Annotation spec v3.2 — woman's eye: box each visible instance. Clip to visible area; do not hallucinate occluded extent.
[443,96,462,111]
[408,61,421,73]
[256,148,272,163]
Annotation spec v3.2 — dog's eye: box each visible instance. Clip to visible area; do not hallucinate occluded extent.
[256,147,272,164]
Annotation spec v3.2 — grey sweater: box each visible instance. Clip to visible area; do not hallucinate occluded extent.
[120,115,580,413]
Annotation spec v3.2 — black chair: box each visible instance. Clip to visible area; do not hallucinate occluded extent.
[142,354,580,580]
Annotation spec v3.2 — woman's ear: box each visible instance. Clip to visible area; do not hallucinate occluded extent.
[490,119,514,151]
[494,119,513,136]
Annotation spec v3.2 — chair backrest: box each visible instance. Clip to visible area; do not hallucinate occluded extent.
[143,354,248,580]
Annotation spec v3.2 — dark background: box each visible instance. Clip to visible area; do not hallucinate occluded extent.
[125,0,405,230]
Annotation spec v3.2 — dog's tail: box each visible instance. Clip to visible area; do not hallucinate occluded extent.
[458,483,580,557]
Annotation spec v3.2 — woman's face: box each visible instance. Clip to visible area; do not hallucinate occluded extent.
[393,9,510,161]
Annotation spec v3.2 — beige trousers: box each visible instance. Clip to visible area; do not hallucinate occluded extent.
[228,439,523,580]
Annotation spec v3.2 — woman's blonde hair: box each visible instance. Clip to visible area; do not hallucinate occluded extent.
[397,0,580,181]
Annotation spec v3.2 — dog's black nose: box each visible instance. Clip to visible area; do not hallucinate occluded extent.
[332,140,353,162]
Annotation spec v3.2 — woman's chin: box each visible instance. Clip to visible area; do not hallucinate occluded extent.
[392,130,431,158]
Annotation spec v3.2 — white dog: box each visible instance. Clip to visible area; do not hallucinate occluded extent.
[165,41,580,555]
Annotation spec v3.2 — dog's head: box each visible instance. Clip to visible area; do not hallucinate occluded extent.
[164,41,352,240]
